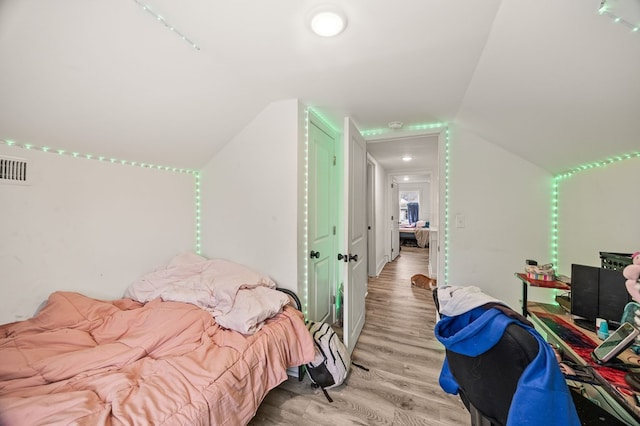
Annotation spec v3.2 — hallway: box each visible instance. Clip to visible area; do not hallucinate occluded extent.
[251,246,469,425]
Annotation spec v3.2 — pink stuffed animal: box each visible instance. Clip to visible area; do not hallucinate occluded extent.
[624,252,640,302]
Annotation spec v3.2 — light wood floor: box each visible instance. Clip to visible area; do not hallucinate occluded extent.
[250,247,471,426]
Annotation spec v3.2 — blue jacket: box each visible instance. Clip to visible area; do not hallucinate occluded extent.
[435,307,580,426]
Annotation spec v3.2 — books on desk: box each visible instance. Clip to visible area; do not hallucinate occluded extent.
[527,272,554,281]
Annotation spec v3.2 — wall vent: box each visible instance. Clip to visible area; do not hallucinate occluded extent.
[0,155,30,185]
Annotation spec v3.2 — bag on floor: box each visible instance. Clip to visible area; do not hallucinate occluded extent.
[306,321,368,402]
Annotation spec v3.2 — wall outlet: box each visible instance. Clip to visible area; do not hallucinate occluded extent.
[455,214,465,228]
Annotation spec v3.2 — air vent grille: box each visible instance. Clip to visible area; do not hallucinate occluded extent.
[0,156,29,185]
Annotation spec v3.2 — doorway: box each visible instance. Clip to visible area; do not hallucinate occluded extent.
[365,130,442,281]
[304,117,445,351]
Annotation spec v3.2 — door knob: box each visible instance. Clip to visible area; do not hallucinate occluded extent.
[310,250,320,259]
[349,254,358,262]
[337,253,348,262]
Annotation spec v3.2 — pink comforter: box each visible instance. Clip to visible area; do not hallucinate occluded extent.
[0,292,315,425]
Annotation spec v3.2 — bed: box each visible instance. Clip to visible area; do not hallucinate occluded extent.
[399,222,430,248]
[0,254,315,425]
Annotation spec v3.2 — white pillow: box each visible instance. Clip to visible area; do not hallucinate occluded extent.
[214,287,290,334]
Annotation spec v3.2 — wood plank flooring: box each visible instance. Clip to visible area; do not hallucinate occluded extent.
[250,247,471,426]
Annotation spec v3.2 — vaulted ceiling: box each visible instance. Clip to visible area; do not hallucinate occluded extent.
[0,0,638,174]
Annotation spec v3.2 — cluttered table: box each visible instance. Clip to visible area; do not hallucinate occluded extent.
[528,302,640,425]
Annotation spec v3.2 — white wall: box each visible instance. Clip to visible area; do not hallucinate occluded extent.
[0,146,196,324]
[200,99,301,291]
[446,126,552,310]
[558,156,640,274]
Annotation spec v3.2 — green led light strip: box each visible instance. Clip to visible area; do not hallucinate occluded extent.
[444,127,450,284]
[1,138,201,253]
[598,2,640,32]
[1,139,196,173]
[303,108,310,317]
[551,178,559,269]
[551,150,640,269]
[194,171,202,255]
[361,122,447,137]
[132,0,201,50]
[308,109,340,135]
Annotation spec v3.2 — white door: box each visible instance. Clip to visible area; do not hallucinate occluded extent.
[390,182,400,261]
[344,117,367,354]
[308,118,335,323]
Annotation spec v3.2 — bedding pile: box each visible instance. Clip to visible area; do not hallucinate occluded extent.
[124,253,290,334]
[0,291,315,425]
[415,228,429,248]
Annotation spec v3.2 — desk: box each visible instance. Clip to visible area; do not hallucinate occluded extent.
[529,302,640,425]
[515,272,570,317]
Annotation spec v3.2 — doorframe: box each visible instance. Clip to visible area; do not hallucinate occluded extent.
[364,126,447,286]
[366,157,376,278]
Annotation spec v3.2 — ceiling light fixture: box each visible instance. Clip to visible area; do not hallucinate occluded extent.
[388,121,404,129]
[309,6,347,37]
[403,176,409,181]
[402,155,412,162]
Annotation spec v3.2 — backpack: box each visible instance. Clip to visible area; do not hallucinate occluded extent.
[305,321,368,402]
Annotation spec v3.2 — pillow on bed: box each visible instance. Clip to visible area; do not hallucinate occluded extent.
[214,286,291,334]
[125,253,284,334]
[416,220,426,228]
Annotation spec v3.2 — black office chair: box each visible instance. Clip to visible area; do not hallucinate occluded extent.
[446,321,539,426]
[432,289,538,425]
[433,289,624,426]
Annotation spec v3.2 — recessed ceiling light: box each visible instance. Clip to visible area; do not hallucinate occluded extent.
[404,176,409,181]
[402,155,412,162]
[309,6,347,37]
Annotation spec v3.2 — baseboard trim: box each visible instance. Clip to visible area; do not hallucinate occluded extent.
[376,256,388,276]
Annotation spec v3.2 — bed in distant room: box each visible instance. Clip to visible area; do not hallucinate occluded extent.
[399,220,430,248]
[0,254,314,426]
